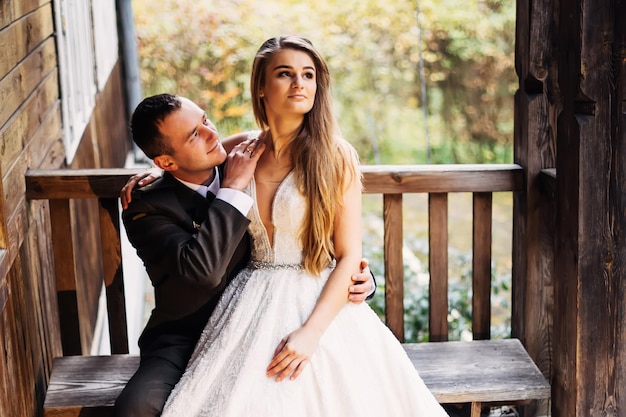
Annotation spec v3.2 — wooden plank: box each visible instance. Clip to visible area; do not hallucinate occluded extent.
[383,194,404,342]
[0,3,54,76]
[36,200,64,351]
[92,64,133,168]
[0,254,8,314]
[4,197,28,279]
[11,254,39,416]
[98,198,128,354]
[362,164,523,194]
[49,199,82,356]
[472,192,492,340]
[0,315,9,417]
[429,193,448,342]
[22,201,63,364]
[0,169,8,249]
[23,76,63,167]
[25,169,146,199]
[404,339,551,403]
[0,37,57,127]
[0,275,20,417]
[43,341,551,414]
[1,257,41,417]
[0,97,63,264]
[44,355,140,414]
[0,0,48,30]
[24,165,523,199]
[0,262,9,314]
[3,156,29,226]
[0,70,60,177]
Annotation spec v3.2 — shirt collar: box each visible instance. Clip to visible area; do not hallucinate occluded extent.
[174,168,220,198]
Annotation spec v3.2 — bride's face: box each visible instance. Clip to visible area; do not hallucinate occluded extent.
[259,49,317,122]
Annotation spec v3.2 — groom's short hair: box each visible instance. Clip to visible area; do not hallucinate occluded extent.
[131,93,182,159]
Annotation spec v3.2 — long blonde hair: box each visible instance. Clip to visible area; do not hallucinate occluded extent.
[251,35,360,275]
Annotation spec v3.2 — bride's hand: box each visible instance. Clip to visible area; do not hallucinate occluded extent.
[266,326,321,382]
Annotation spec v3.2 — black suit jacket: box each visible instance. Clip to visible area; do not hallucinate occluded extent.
[122,169,250,367]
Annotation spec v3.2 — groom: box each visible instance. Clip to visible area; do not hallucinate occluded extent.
[115,93,375,417]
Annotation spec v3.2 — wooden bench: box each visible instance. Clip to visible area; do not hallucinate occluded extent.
[406,339,550,416]
[43,338,549,417]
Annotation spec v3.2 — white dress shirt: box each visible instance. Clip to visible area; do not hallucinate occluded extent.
[175,168,253,216]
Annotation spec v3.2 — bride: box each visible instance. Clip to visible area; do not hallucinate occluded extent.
[160,35,449,417]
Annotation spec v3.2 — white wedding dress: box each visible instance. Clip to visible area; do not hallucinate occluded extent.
[161,172,449,417]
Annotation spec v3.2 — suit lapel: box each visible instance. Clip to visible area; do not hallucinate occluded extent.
[160,173,210,232]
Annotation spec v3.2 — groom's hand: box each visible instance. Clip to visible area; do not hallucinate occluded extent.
[348,258,375,303]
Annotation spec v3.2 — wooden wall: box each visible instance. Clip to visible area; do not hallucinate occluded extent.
[0,1,131,415]
[514,0,626,416]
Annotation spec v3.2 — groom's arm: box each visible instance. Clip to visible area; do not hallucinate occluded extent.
[122,189,251,289]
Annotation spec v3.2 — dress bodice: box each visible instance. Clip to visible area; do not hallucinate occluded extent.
[245,171,304,264]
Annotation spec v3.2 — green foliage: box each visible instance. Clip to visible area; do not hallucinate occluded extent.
[364,230,512,343]
[133,0,259,133]
[132,0,516,162]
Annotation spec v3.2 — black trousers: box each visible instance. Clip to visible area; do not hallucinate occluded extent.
[114,356,186,417]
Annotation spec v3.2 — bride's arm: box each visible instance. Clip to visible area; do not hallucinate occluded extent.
[266,161,362,382]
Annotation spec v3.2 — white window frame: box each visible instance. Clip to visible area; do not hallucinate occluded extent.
[54,0,97,163]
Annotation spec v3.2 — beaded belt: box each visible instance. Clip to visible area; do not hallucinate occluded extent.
[247,261,303,271]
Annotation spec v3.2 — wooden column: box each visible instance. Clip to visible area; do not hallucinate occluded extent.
[551,0,626,415]
[512,1,557,416]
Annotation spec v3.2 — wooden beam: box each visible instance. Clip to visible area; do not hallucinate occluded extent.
[362,164,524,194]
[25,169,145,199]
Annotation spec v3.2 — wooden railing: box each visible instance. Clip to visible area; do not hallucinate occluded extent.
[26,169,144,355]
[361,164,524,341]
[25,164,524,353]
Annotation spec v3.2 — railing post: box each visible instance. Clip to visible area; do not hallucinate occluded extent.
[383,193,404,341]
[49,199,83,355]
[98,198,129,354]
[429,193,448,342]
[472,192,492,340]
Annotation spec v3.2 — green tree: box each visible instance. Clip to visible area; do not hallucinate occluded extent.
[133,0,516,164]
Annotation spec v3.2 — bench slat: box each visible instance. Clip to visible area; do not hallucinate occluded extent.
[44,355,140,416]
[44,339,550,416]
[404,338,551,403]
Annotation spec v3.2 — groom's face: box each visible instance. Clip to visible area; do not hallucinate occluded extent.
[155,98,227,184]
